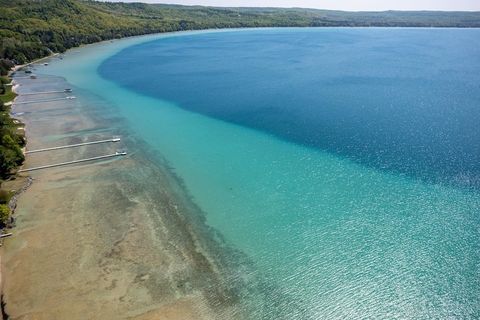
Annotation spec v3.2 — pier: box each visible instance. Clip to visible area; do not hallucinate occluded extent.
[12,75,36,80]
[18,151,127,172]
[18,89,72,96]
[13,96,76,105]
[25,138,121,154]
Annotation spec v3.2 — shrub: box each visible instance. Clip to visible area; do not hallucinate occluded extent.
[0,189,11,204]
[0,204,10,225]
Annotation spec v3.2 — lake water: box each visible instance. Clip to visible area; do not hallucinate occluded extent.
[45,28,480,319]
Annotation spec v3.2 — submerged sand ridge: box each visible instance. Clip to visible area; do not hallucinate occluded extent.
[0,73,256,319]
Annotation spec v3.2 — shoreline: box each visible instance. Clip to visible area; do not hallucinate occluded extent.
[0,60,257,319]
[0,66,33,318]
[13,53,60,73]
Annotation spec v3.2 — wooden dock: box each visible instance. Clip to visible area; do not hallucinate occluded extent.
[25,138,121,154]
[19,89,72,96]
[12,75,36,80]
[13,96,76,105]
[18,152,127,172]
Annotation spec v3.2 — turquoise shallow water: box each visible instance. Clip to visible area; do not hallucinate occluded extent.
[42,29,479,319]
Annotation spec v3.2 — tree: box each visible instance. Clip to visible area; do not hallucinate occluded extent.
[0,204,10,225]
[0,135,24,178]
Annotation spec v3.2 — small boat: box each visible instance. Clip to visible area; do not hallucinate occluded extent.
[64,88,73,93]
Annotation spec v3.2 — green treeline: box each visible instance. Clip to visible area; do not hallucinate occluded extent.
[0,63,21,184]
[1,0,480,64]
[0,75,24,225]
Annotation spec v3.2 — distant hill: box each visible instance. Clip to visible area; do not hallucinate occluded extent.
[1,0,480,63]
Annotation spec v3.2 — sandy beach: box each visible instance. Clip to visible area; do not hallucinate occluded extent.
[0,71,251,319]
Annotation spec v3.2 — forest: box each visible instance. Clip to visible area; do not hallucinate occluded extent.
[1,0,479,64]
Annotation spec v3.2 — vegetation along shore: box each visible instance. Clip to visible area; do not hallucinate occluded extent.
[0,66,25,231]
[1,0,480,64]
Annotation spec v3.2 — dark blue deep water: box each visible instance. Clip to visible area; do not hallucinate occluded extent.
[100,28,480,188]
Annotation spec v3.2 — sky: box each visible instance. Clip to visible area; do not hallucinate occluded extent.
[105,0,480,11]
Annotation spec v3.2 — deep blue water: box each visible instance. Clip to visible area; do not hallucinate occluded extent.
[100,28,480,188]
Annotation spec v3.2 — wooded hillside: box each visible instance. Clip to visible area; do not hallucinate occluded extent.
[1,0,479,64]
